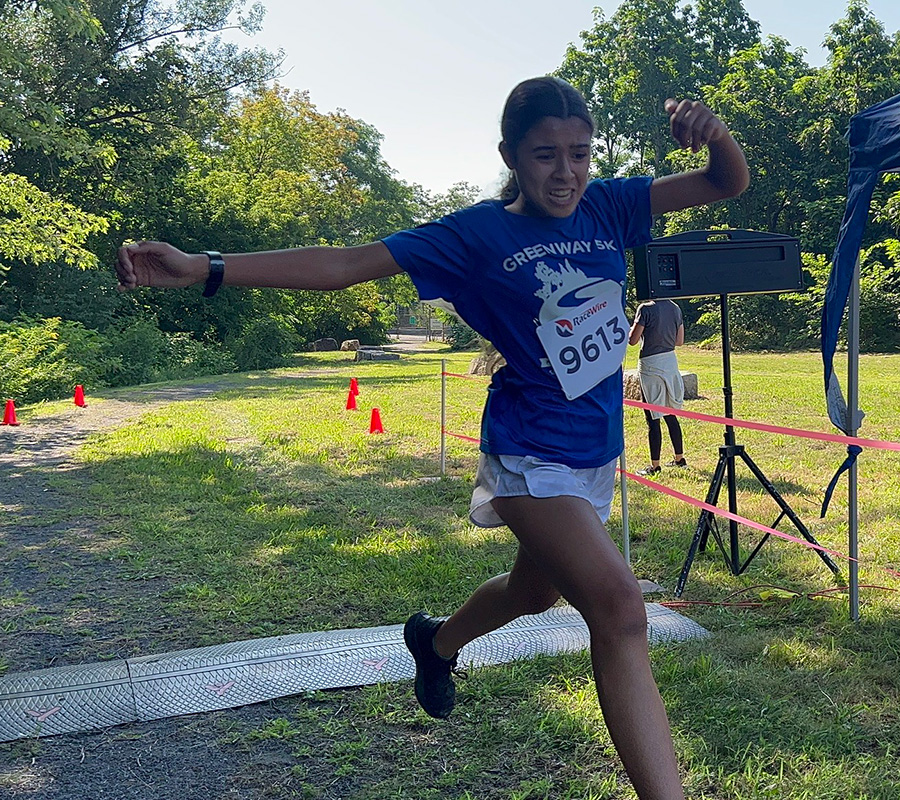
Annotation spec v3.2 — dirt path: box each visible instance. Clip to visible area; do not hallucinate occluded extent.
[0,382,357,799]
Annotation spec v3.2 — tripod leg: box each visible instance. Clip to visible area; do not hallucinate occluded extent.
[675,453,728,597]
[738,451,842,578]
[699,452,728,552]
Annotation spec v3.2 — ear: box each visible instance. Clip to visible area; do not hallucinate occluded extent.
[499,141,516,170]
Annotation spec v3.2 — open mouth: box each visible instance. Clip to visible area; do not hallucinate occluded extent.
[547,189,577,210]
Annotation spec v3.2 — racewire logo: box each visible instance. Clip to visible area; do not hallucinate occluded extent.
[554,298,609,337]
[555,319,575,337]
[572,299,608,325]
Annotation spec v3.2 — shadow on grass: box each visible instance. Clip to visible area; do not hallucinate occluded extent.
[76,359,464,407]
[652,591,900,797]
[681,462,814,498]
[0,429,508,673]
[4,442,898,797]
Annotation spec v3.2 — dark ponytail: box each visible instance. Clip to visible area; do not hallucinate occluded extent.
[498,76,594,203]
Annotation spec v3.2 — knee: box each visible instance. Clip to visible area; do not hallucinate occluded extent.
[580,576,647,645]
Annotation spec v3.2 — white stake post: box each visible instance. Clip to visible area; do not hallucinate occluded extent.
[619,452,631,565]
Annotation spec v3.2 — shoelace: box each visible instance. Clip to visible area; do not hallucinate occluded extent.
[448,654,468,679]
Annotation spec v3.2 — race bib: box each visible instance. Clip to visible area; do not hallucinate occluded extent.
[536,280,628,400]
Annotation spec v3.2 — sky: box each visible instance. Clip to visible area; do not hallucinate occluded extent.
[225,1,900,198]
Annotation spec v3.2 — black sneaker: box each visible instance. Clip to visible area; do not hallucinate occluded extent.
[637,465,661,476]
[403,611,461,719]
[666,458,688,468]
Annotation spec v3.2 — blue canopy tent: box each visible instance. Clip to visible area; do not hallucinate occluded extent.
[821,93,900,620]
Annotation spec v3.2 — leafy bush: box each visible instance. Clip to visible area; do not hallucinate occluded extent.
[160,334,237,380]
[694,293,817,351]
[98,322,238,385]
[0,317,103,403]
[0,316,242,403]
[97,318,170,387]
[689,244,900,353]
[288,284,393,348]
[857,241,900,352]
[442,315,478,350]
[230,316,297,371]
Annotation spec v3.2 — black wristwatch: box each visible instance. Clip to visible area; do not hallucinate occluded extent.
[202,251,225,297]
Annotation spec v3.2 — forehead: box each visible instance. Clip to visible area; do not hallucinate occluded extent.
[520,116,593,148]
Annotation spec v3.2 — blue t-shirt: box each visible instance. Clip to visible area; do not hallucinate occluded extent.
[383,176,653,468]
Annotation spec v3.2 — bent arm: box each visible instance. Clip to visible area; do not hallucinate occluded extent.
[650,134,749,215]
[650,99,750,216]
[628,321,645,347]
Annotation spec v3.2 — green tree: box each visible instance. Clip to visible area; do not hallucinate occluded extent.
[0,1,108,274]
[1,0,278,328]
[691,0,761,85]
[799,0,900,252]
[6,0,279,231]
[664,38,815,237]
[558,0,759,179]
[418,181,481,221]
[152,86,424,347]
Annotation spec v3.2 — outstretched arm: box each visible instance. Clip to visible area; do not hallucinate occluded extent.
[115,241,402,293]
[649,98,750,216]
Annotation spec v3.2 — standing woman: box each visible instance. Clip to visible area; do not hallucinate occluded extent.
[116,76,749,800]
[629,298,688,475]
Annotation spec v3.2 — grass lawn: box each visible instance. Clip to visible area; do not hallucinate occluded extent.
[4,346,900,799]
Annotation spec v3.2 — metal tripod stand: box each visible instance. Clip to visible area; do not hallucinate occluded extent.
[674,294,842,597]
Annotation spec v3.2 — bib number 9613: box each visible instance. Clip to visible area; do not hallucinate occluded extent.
[559,318,627,374]
[536,279,628,400]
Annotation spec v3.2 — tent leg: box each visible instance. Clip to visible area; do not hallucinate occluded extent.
[848,258,861,622]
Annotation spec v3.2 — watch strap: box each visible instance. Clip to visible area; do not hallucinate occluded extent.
[202,251,225,297]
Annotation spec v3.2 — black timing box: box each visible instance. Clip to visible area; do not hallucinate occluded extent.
[633,229,803,300]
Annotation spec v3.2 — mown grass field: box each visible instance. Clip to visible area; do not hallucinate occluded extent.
[3,345,900,799]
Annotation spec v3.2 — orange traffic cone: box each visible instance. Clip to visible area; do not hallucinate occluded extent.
[346,389,358,411]
[74,384,87,407]
[369,407,384,434]
[2,399,19,426]
[349,377,359,396]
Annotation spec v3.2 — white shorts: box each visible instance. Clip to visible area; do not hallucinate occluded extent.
[469,453,618,528]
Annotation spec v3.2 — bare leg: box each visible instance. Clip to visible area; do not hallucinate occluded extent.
[434,542,559,658]
[492,494,685,800]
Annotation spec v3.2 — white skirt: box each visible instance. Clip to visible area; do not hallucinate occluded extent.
[469,453,617,528]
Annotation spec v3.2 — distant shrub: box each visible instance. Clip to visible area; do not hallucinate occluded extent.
[0,318,101,403]
[99,321,238,386]
[445,317,478,350]
[230,316,297,371]
[160,334,237,380]
[98,318,169,387]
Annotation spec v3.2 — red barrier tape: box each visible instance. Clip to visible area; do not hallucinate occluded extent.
[441,370,900,452]
[440,424,900,579]
[625,398,900,452]
[442,371,486,381]
[620,468,900,580]
[443,428,481,444]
